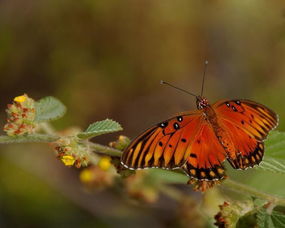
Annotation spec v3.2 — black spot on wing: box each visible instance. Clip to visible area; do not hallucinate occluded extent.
[190,153,197,158]
[177,116,183,122]
[173,122,180,130]
[159,122,168,128]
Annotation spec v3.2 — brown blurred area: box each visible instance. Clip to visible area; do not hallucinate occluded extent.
[0,0,285,227]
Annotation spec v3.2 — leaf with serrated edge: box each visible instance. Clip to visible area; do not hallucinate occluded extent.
[257,131,285,175]
[77,119,122,139]
[0,134,59,144]
[35,96,66,122]
[257,208,285,228]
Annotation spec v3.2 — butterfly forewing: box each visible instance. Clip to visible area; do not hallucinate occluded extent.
[213,99,278,169]
[214,99,278,141]
[121,111,203,170]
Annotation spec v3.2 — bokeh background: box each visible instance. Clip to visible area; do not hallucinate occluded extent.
[0,0,285,227]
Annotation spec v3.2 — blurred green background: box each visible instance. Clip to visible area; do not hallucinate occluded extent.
[0,0,285,227]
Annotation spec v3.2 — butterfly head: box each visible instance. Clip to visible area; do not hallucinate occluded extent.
[196,96,209,110]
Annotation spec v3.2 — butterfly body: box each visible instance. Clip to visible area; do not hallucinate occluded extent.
[121,96,278,183]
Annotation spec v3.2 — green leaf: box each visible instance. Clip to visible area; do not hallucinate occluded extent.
[0,134,59,144]
[265,131,285,160]
[226,131,285,197]
[257,131,285,175]
[237,212,258,228]
[77,119,123,139]
[35,96,66,122]
[257,208,285,228]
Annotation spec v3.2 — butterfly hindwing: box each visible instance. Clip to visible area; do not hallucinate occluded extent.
[182,122,227,180]
[121,111,203,170]
[218,117,264,169]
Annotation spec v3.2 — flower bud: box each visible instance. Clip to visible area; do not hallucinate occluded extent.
[109,135,130,150]
[98,156,112,171]
[80,166,117,189]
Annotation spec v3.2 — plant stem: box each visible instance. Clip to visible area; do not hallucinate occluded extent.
[158,184,184,201]
[146,169,285,206]
[34,122,285,206]
[88,142,122,157]
[223,179,285,206]
[39,122,57,135]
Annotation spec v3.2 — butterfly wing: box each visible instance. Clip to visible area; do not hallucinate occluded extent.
[121,111,204,170]
[121,111,228,181]
[182,121,227,181]
[217,118,265,169]
[213,99,278,169]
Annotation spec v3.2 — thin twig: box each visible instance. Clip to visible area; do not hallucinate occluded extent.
[222,179,285,206]
[88,142,122,157]
[39,122,57,135]
[37,123,285,206]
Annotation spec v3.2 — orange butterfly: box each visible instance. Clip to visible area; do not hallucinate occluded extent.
[121,65,278,188]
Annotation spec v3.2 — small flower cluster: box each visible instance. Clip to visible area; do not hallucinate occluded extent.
[214,201,254,228]
[4,94,36,136]
[54,136,90,168]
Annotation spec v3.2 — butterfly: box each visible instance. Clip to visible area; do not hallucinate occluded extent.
[120,68,278,189]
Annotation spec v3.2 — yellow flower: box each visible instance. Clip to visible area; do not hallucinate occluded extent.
[14,95,27,103]
[98,156,112,171]
[61,155,75,166]
[80,169,93,183]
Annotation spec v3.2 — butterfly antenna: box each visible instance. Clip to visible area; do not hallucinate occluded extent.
[160,80,198,98]
[201,60,208,96]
